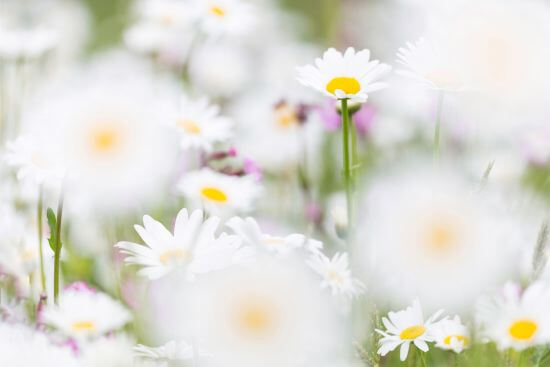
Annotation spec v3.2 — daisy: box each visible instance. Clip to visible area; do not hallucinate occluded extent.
[134,340,211,362]
[116,208,251,280]
[79,335,136,367]
[396,37,465,91]
[42,286,131,340]
[476,282,550,350]
[376,299,444,361]
[306,252,365,299]
[170,96,233,151]
[296,47,391,103]
[226,216,322,256]
[431,315,470,353]
[176,168,262,215]
[195,0,255,37]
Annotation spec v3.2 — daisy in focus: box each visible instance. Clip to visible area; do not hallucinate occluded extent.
[116,208,250,280]
[226,216,322,256]
[42,286,131,340]
[176,168,262,215]
[170,96,233,152]
[476,282,550,350]
[306,251,365,299]
[296,47,391,103]
[431,315,470,353]
[376,299,444,361]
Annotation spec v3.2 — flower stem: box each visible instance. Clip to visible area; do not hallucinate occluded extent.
[37,185,46,294]
[417,347,428,367]
[433,91,445,163]
[340,98,353,238]
[53,190,64,305]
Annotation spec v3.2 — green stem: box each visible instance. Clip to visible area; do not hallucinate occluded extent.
[350,115,359,183]
[340,99,353,238]
[433,91,445,163]
[53,190,64,305]
[37,185,46,294]
[418,347,428,367]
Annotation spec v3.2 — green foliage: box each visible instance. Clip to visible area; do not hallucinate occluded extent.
[46,207,61,252]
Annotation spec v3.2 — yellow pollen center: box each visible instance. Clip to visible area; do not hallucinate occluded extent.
[238,305,271,335]
[201,187,228,203]
[179,120,201,135]
[400,325,426,340]
[326,77,361,96]
[443,335,469,346]
[72,321,95,332]
[91,128,120,154]
[327,270,344,284]
[210,5,226,17]
[159,249,189,264]
[274,105,298,128]
[509,319,538,341]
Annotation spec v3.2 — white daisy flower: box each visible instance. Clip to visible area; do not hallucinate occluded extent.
[396,37,465,91]
[226,216,322,256]
[296,47,391,103]
[376,299,444,361]
[476,282,550,350]
[176,168,262,215]
[42,287,131,340]
[306,252,365,299]
[134,340,211,362]
[195,0,255,37]
[116,208,250,280]
[171,96,233,151]
[431,315,470,353]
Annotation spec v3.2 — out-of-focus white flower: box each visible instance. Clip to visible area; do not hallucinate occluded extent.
[116,208,250,280]
[357,164,536,311]
[0,26,57,60]
[170,96,232,151]
[124,21,192,58]
[168,257,346,367]
[307,252,364,299]
[431,315,470,353]
[136,0,193,27]
[226,216,322,256]
[396,37,464,91]
[195,0,255,37]
[0,230,52,280]
[376,299,444,361]
[296,47,391,103]
[79,335,136,367]
[134,340,210,362]
[476,282,550,350]
[323,192,348,243]
[0,323,76,366]
[177,168,262,215]
[4,136,65,187]
[42,287,131,340]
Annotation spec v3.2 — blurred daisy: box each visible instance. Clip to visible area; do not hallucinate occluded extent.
[176,168,262,215]
[171,96,233,151]
[116,208,250,280]
[196,0,255,37]
[432,315,470,353]
[135,0,192,27]
[476,282,550,350]
[376,299,444,361]
[42,287,131,340]
[226,216,322,255]
[135,340,211,362]
[296,47,391,103]
[0,26,57,60]
[396,37,464,91]
[306,252,365,299]
[79,335,136,367]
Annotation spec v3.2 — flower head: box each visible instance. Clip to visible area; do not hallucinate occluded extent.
[306,252,365,299]
[431,315,470,353]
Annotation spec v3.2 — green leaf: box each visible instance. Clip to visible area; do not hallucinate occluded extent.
[46,208,61,252]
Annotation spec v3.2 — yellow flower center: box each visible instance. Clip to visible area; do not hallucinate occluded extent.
[21,249,36,262]
[72,321,95,332]
[179,120,201,135]
[159,249,189,264]
[210,5,226,17]
[327,270,344,284]
[443,335,469,346]
[90,127,120,154]
[274,104,298,128]
[326,77,361,96]
[201,186,228,203]
[236,302,273,336]
[399,325,426,340]
[509,319,538,341]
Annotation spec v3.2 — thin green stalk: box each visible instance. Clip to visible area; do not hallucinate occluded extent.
[53,191,64,304]
[418,348,428,367]
[37,185,46,294]
[433,91,445,163]
[340,98,353,238]
[350,115,359,184]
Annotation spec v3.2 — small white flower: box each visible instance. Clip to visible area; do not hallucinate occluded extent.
[195,0,255,37]
[226,216,322,256]
[42,288,131,340]
[476,282,550,350]
[171,96,232,151]
[431,315,470,353]
[296,47,391,103]
[376,299,444,361]
[176,168,262,215]
[116,208,250,280]
[306,252,364,299]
